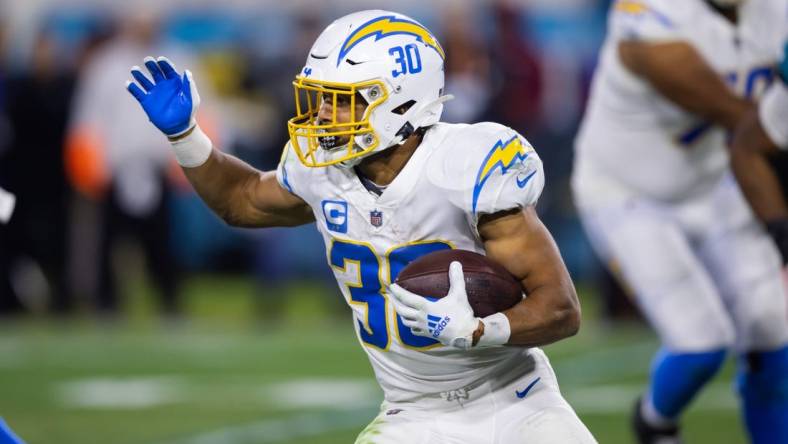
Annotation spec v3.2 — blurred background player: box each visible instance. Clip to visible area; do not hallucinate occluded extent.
[126,9,596,443]
[730,42,788,267]
[65,8,196,317]
[572,0,788,443]
[0,28,76,314]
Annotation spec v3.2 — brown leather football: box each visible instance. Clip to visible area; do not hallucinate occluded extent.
[394,249,523,317]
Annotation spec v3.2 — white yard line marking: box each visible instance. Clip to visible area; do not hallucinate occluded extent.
[261,378,381,409]
[566,383,737,414]
[551,340,657,385]
[155,378,380,444]
[0,341,22,369]
[156,382,738,444]
[57,377,186,409]
[151,372,739,444]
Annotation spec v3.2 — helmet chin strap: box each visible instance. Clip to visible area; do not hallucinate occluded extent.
[337,151,364,169]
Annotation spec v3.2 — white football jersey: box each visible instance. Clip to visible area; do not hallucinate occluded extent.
[276,122,545,402]
[574,0,787,206]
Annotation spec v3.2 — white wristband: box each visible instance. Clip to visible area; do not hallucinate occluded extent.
[0,187,16,224]
[476,312,511,347]
[169,125,213,167]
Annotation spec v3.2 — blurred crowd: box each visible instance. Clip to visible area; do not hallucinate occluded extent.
[0,0,617,319]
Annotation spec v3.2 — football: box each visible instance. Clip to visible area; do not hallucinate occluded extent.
[394,249,523,317]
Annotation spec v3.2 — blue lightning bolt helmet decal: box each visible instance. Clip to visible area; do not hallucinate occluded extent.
[337,15,445,67]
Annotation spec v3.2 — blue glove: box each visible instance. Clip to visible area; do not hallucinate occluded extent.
[779,41,788,85]
[126,56,199,136]
[0,418,25,444]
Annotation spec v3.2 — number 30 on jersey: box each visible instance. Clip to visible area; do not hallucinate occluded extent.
[330,239,450,350]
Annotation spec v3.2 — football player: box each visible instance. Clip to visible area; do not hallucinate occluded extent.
[730,43,788,266]
[572,1,788,443]
[126,10,596,444]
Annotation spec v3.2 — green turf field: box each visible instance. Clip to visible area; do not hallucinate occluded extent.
[0,276,747,444]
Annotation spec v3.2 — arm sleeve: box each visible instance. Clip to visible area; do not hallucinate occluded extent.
[759,81,788,150]
[608,0,685,43]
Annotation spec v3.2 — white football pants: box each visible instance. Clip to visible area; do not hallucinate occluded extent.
[355,349,596,444]
[576,174,788,352]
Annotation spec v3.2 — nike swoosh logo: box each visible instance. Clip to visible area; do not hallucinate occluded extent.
[515,377,541,399]
[516,170,536,188]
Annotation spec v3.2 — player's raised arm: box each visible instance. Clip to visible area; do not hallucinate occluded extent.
[126,57,313,228]
[478,207,581,347]
[618,40,752,131]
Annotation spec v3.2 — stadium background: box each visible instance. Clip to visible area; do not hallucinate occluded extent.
[0,0,752,442]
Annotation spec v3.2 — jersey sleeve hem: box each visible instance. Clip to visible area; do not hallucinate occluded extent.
[275,142,305,199]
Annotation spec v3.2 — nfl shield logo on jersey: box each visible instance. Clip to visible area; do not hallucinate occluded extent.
[370,209,383,227]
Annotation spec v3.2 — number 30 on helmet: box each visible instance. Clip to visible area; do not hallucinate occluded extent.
[287,10,452,168]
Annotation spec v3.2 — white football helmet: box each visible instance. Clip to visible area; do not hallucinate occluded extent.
[287,10,450,168]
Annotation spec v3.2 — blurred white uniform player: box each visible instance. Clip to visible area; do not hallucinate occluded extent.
[127,10,595,444]
[573,0,788,443]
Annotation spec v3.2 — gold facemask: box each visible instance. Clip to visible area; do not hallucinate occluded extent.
[287,77,389,167]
